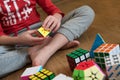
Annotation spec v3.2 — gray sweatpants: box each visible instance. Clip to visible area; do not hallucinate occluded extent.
[0,5,95,78]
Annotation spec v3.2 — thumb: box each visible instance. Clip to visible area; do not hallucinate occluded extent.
[27,30,37,34]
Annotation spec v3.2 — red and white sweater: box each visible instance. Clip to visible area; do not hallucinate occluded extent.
[0,0,63,35]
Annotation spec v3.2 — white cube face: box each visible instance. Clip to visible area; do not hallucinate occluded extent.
[75,57,80,64]
[80,55,85,61]
[86,53,90,58]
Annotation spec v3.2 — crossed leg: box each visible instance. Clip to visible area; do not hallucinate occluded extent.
[28,33,80,66]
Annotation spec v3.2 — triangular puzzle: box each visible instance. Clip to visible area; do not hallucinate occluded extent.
[90,33,105,58]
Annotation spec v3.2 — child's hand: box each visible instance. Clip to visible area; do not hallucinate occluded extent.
[17,30,46,46]
[42,13,62,32]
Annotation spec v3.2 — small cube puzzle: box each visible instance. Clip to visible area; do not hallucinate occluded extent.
[36,27,51,37]
[29,69,55,80]
[72,60,105,80]
[94,43,120,69]
[21,66,43,80]
[53,74,73,80]
[66,48,91,71]
[105,54,120,80]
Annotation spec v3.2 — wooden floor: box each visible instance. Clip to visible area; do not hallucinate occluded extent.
[1,0,120,80]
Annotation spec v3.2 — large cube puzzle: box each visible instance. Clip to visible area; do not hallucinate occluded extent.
[36,27,51,37]
[21,66,43,80]
[94,43,120,69]
[53,74,73,80]
[72,60,105,80]
[66,48,91,71]
[105,54,120,80]
[29,69,55,80]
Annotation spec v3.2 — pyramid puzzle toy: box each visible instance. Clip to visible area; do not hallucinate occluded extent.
[21,66,43,80]
[72,60,105,80]
[66,48,91,71]
[53,74,73,80]
[94,43,120,69]
[105,54,120,80]
[90,33,105,58]
[29,69,55,80]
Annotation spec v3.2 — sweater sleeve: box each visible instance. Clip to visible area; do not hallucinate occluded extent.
[0,24,6,36]
[37,0,64,17]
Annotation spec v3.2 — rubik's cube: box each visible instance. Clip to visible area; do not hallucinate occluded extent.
[66,48,91,71]
[72,60,105,80]
[94,43,120,69]
[105,54,120,80]
[29,69,55,80]
[53,74,73,80]
[36,27,51,37]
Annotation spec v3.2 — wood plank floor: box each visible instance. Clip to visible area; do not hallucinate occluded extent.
[1,0,120,80]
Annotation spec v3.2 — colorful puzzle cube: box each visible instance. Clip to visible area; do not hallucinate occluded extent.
[29,69,55,80]
[53,74,73,80]
[94,43,120,69]
[21,66,43,80]
[36,27,51,37]
[90,33,105,58]
[105,54,120,80]
[66,48,91,71]
[72,60,105,80]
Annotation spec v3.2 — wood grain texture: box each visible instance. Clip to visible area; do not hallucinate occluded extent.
[1,0,120,80]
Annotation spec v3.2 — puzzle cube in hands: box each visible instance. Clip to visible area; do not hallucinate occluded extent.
[105,54,120,80]
[72,60,105,80]
[36,27,51,37]
[94,43,120,69]
[29,68,55,80]
[66,48,91,71]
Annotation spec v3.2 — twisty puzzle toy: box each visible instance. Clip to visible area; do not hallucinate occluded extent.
[66,48,91,71]
[105,54,120,80]
[90,33,105,58]
[53,74,73,80]
[29,68,55,80]
[72,60,106,80]
[35,26,51,37]
[21,66,43,80]
[94,43,120,69]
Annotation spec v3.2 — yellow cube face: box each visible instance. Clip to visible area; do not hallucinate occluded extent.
[37,27,50,37]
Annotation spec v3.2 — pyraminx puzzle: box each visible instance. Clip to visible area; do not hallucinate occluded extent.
[72,60,105,80]
[94,43,120,69]
[105,54,120,80]
[90,33,105,58]
[66,48,91,71]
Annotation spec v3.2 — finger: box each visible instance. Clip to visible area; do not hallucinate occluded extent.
[31,37,46,42]
[45,18,54,30]
[53,22,60,32]
[49,20,57,31]
[27,30,37,34]
[42,16,51,28]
